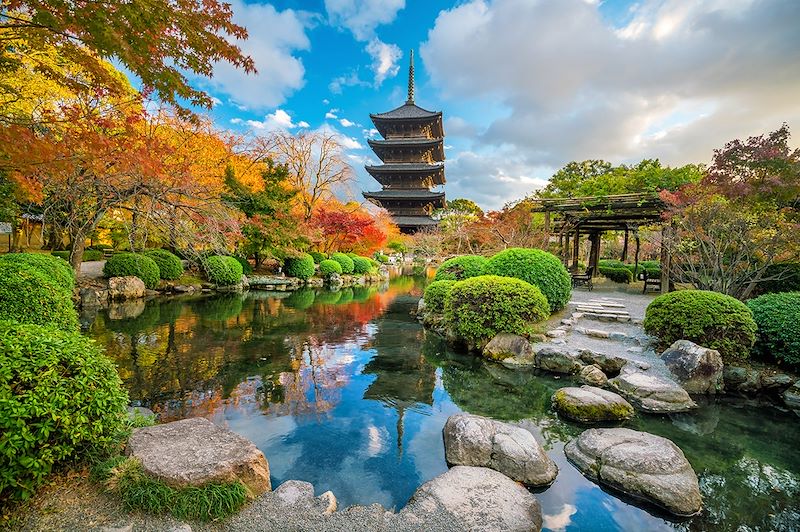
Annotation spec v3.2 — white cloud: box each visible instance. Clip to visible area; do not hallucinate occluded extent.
[324,0,405,41]
[325,110,339,119]
[339,118,357,127]
[329,71,371,94]
[238,108,308,132]
[366,38,402,86]
[317,123,365,151]
[362,128,379,138]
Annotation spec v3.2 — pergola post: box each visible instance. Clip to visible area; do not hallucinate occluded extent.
[572,229,580,270]
[660,224,673,293]
[621,227,629,262]
[588,232,601,277]
[564,232,571,266]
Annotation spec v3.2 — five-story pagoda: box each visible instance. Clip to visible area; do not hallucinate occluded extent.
[363,51,445,233]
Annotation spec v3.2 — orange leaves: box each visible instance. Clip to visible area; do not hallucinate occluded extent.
[307,200,392,254]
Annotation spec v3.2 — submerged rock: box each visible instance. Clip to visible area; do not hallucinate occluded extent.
[660,340,724,394]
[443,413,558,486]
[402,465,543,532]
[551,386,634,422]
[535,346,584,374]
[126,417,271,496]
[608,366,697,413]
[565,428,702,517]
[579,364,608,387]
[483,333,534,361]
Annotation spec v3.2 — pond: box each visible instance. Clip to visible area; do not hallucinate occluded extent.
[84,276,800,531]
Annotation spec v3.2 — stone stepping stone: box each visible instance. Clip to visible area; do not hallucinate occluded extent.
[608,367,697,413]
[552,386,634,422]
[565,428,702,516]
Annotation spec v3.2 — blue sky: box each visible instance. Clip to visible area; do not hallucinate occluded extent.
[192,0,800,210]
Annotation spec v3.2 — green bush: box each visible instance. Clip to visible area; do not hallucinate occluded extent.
[598,259,626,268]
[103,253,160,289]
[747,292,800,369]
[444,275,549,349]
[644,290,757,361]
[0,321,128,500]
[203,256,243,286]
[423,280,456,314]
[0,252,75,291]
[599,266,633,284]
[374,253,389,264]
[319,259,343,277]
[337,288,354,304]
[144,249,184,280]
[434,255,488,282]
[309,251,327,264]
[284,253,315,280]
[482,248,571,312]
[351,256,372,275]
[284,289,316,310]
[315,290,342,305]
[330,253,354,274]
[0,263,78,331]
[52,250,102,262]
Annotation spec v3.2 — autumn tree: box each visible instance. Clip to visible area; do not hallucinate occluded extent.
[309,201,384,254]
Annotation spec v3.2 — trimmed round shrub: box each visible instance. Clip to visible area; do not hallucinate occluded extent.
[0,321,128,500]
[644,290,757,361]
[482,248,571,312]
[0,263,78,331]
[0,253,75,291]
[203,255,243,286]
[351,256,372,275]
[144,249,183,280]
[284,253,315,280]
[83,249,103,261]
[423,280,456,314]
[103,253,160,289]
[599,266,633,284]
[444,275,549,349]
[747,292,800,369]
[319,259,343,277]
[330,253,354,274]
[309,251,327,264]
[434,255,488,282]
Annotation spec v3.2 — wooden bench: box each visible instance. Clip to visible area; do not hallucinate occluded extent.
[571,266,594,291]
[639,270,661,293]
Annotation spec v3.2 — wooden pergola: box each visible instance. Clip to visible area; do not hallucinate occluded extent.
[531,193,673,293]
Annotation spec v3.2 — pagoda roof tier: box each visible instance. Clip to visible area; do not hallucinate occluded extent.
[363,189,445,201]
[392,215,439,227]
[368,137,444,162]
[371,103,441,121]
[370,106,443,138]
[366,162,444,174]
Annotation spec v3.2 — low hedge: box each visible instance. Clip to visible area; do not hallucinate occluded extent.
[52,250,102,262]
[747,292,800,369]
[319,259,343,277]
[0,321,128,500]
[284,253,315,280]
[599,266,633,284]
[423,280,457,315]
[482,248,571,312]
[351,256,372,275]
[0,253,75,291]
[309,251,327,264]
[203,256,243,286]
[103,253,160,289]
[444,275,549,349]
[434,255,488,282]
[330,253,354,274]
[0,263,78,331]
[644,290,757,361]
[144,249,184,280]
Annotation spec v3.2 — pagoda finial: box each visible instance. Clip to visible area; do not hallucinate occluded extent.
[406,50,415,104]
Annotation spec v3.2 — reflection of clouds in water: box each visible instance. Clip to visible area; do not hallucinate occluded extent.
[405,398,460,489]
[542,503,576,532]
[365,424,389,457]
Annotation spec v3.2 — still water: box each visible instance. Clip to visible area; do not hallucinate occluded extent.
[85,277,800,531]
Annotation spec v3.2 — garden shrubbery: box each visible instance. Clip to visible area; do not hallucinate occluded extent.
[52,250,102,262]
[599,266,633,284]
[284,253,315,280]
[434,255,487,282]
[144,249,183,280]
[482,248,571,312]
[423,280,456,314]
[0,252,75,291]
[104,253,160,289]
[203,255,243,286]
[330,252,354,274]
[374,253,389,264]
[644,289,757,361]
[0,263,79,331]
[319,259,342,277]
[756,262,800,295]
[309,251,327,264]
[351,256,372,274]
[747,292,800,369]
[444,275,549,349]
[0,321,128,501]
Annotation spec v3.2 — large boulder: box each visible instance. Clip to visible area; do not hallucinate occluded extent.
[126,417,271,496]
[578,350,627,375]
[443,413,557,486]
[535,346,584,374]
[579,364,608,387]
[551,386,634,423]
[608,366,697,413]
[107,276,146,300]
[565,428,702,517]
[483,333,534,361]
[660,340,724,394]
[784,381,800,410]
[402,466,542,532]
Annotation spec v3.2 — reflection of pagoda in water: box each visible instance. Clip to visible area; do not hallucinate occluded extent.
[362,296,436,456]
[363,50,446,234]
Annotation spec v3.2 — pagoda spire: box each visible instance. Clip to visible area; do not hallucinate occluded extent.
[406,50,415,104]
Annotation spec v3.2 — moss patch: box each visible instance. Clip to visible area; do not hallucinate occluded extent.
[552,390,634,422]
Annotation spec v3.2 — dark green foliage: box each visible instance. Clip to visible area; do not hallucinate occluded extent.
[599,266,633,284]
[319,259,342,277]
[423,280,456,314]
[628,260,661,278]
[284,289,316,310]
[284,253,315,280]
[757,263,800,294]
[144,249,183,280]
[482,248,571,312]
[203,255,243,286]
[0,252,75,291]
[434,255,488,282]
[330,252,354,274]
[644,290,757,361]
[0,263,78,331]
[598,259,626,268]
[0,321,128,500]
[444,275,549,349]
[309,251,327,264]
[234,255,253,275]
[51,250,70,261]
[315,290,342,305]
[747,292,800,368]
[351,256,371,275]
[103,253,160,289]
[337,288,354,304]
[83,249,104,261]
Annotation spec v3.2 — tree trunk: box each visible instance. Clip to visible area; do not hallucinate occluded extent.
[69,232,86,272]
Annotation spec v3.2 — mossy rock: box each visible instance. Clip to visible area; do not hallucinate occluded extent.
[551,386,634,423]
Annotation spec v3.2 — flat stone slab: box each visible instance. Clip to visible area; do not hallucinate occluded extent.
[402,466,543,531]
[552,386,634,422]
[565,428,702,516]
[443,413,558,486]
[126,417,271,496]
[608,367,697,413]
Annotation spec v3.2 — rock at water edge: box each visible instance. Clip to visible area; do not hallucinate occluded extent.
[551,386,634,422]
[608,366,697,413]
[483,333,534,361]
[579,364,608,387]
[660,340,724,394]
[108,276,146,300]
[535,347,584,375]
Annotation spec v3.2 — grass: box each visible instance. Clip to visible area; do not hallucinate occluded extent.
[172,273,205,286]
